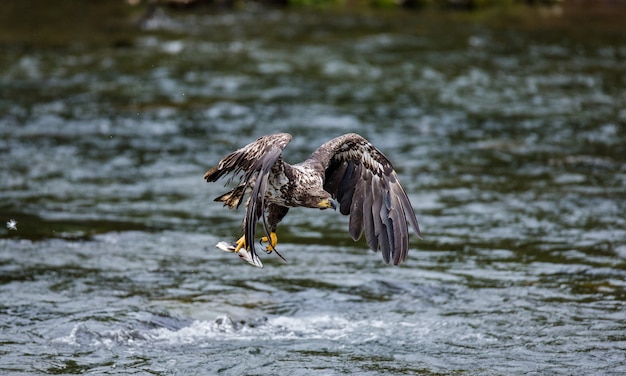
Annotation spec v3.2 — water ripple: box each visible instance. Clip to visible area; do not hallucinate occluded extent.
[1,5,626,375]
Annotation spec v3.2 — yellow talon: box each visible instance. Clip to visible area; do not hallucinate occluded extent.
[222,235,262,268]
[220,233,278,266]
[260,232,278,252]
[233,235,246,253]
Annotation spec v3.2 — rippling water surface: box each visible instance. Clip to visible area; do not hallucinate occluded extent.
[1,4,626,375]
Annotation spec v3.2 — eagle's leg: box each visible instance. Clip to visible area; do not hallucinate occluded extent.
[260,204,289,254]
[260,232,278,253]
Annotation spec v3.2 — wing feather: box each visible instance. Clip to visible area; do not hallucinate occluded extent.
[390,195,405,265]
[348,170,366,241]
[377,197,392,264]
[337,161,357,215]
[363,177,379,251]
[313,133,421,265]
[244,147,283,255]
[204,133,292,262]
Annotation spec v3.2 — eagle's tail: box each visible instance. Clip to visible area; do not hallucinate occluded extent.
[214,185,246,209]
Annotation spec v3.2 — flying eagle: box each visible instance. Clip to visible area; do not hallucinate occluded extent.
[204,133,421,267]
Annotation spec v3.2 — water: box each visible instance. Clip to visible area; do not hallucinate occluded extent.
[1,4,626,375]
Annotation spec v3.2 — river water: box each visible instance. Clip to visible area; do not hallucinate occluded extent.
[1,4,626,375]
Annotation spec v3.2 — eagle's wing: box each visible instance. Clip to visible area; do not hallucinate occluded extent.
[204,133,293,261]
[311,133,421,265]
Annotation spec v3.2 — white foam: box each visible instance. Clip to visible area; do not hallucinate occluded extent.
[54,313,404,349]
[147,314,377,345]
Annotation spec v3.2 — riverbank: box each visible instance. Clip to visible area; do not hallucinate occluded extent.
[1,0,625,48]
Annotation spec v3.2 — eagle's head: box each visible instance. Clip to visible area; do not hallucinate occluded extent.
[316,196,337,210]
[305,192,336,210]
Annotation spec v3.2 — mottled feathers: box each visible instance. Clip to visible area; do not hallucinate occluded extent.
[204,132,421,266]
[311,133,422,265]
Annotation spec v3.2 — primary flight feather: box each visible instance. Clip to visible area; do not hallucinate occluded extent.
[204,133,421,267]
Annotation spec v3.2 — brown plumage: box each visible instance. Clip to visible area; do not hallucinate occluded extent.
[204,133,421,267]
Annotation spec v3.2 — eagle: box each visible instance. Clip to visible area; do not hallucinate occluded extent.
[204,133,421,268]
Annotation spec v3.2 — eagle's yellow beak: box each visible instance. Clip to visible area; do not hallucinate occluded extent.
[318,198,337,210]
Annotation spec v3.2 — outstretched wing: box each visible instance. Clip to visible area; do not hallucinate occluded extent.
[204,133,293,262]
[310,133,421,265]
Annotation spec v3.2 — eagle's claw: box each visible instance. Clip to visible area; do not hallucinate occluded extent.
[215,233,285,266]
[215,237,263,268]
[259,238,273,254]
[259,232,278,253]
